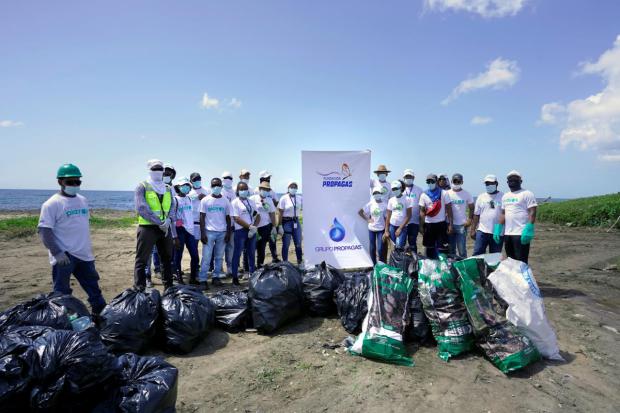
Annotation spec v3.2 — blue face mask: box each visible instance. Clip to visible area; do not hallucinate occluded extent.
[239,190,249,198]
[211,186,222,196]
[486,184,497,193]
[428,183,437,191]
[392,189,402,197]
[377,173,387,182]
[180,185,190,194]
[192,180,202,189]
[260,190,269,198]
[63,186,80,196]
[289,188,298,195]
[405,178,414,186]
[373,194,382,201]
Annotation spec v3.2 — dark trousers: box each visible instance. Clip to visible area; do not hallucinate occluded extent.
[134,225,174,289]
[504,235,531,264]
[52,253,106,314]
[268,231,279,260]
[473,230,504,256]
[173,226,199,280]
[256,224,273,267]
[422,221,449,259]
[406,223,420,253]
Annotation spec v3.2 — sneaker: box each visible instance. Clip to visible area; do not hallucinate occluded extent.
[199,281,209,291]
[175,273,185,285]
[189,277,200,286]
[298,263,305,271]
[272,257,281,263]
[212,278,223,287]
[232,277,240,286]
[146,279,154,289]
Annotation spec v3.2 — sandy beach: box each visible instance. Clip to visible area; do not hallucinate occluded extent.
[0,211,619,413]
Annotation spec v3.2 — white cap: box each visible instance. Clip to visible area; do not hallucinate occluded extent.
[147,159,163,169]
[403,169,415,177]
[164,163,175,171]
[221,171,233,179]
[439,172,449,179]
[259,170,272,179]
[390,180,402,189]
[371,185,383,194]
[484,174,498,182]
[507,170,522,179]
[240,169,251,176]
[287,181,298,187]
[177,176,191,186]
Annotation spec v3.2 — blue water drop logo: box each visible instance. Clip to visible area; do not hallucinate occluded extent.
[329,218,346,242]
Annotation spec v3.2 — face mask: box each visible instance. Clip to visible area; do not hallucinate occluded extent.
[239,190,249,198]
[289,188,298,195]
[223,178,233,189]
[373,194,382,201]
[211,186,222,196]
[405,178,414,186]
[377,173,387,182]
[240,178,248,184]
[149,170,164,182]
[507,180,521,191]
[163,176,172,184]
[260,190,269,198]
[63,186,80,196]
[180,185,190,194]
[452,184,462,190]
[392,189,401,197]
[428,183,437,190]
[192,180,202,189]
[486,184,497,194]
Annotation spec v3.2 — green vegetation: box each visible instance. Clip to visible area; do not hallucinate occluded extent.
[537,193,620,228]
[0,212,136,239]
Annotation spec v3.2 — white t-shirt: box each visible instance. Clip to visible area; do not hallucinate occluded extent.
[502,189,538,236]
[231,197,258,230]
[403,184,423,225]
[369,178,392,203]
[189,187,209,238]
[387,196,411,227]
[447,189,474,226]
[175,195,194,230]
[38,193,94,265]
[199,195,232,232]
[419,190,453,224]
[278,194,302,218]
[363,199,387,231]
[250,194,275,228]
[222,187,236,203]
[474,191,504,234]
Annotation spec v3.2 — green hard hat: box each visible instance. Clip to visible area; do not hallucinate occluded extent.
[56,163,82,178]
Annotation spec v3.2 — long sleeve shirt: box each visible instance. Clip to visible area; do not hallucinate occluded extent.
[134,183,178,238]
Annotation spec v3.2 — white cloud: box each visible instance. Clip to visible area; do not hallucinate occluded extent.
[442,58,520,104]
[539,35,620,162]
[0,120,23,128]
[228,98,242,109]
[424,0,527,18]
[200,92,219,109]
[471,116,493,125]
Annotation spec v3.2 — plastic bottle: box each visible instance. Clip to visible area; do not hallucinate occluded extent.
[71,315,92,331]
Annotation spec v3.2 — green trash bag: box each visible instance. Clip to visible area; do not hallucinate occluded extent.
[418,255,474,361]
[348,263,415,366]
[453,258,541,373]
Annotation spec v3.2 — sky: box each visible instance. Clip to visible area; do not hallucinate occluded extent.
[1,0,619,198]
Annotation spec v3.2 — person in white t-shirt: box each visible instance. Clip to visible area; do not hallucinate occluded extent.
[446,173,474,258]
[231,182,261,285]
[250,181,278,268]
[239,169,253,194]
[37,163,106,314]
[471,174,505,255]
[221,171,236,274]
[172,177,200,285]
[497,170,538,264]
[402,169,424,253]
[198,177,232,290]
[254,170,281,263]
[277,182,303,266]
[188,172,210,239]
[419,173,454,259]
[383,180,412,248]
[369,164,392,203]
[359,186,388,264]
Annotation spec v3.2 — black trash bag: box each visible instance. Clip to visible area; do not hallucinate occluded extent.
[94,353,178,413]
[249,262,304,333]
[403,290,433,344]
[0,326,55,412]
[334,270,371,334]
[302,262,345,316]
[99,288,161,354]
[0,292,90,332]
[210,290,250,333]
[160,285,215,354]
[388,247,420,279]
[29,329,118,411]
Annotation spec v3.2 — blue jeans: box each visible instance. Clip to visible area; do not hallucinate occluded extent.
[52,253,106,314]
[144,247,160,278]
[199,230,226,281]
[389,224,407,247]
[173,226,199,279]
[368,230,385,264]
[449,224,467,257]
[282,219,302,264]
[473,230,504,256]
[406,223,419,253]
[232,228,257,279]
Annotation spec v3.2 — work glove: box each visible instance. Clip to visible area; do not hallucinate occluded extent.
[493,223,504,244]
[159,218,170,236]
[248,225,257,238]
[521,222,535,245]
[54,252,71,266]
[270,226,277,241]
[277,225,284,235]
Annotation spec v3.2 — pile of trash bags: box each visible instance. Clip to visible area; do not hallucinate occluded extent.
[302,261,345,316]
[210,290,251,333]
[335,270,371,334]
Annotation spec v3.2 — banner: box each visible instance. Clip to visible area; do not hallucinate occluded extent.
[302,150,373,269]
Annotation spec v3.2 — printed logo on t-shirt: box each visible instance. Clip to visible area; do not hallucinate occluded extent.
[452,199,465,205]
[207,206,225,213]
[504,197,519,204]
[65,208,88,217]
[261,202,270,211]
[178,205,192,212]
[393,202,404,211]
[381,187,388,194]
[371,208,382,217]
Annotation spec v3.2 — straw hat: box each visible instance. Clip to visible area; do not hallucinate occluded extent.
[374,164,391,173]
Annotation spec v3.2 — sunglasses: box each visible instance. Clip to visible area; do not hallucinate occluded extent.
[438,177,446,181]
[452,180,462,184]
[191,177,201,182]
[150,167,164,172]
[64,179,82,186]
[223,176,233,180]
[426,180,436,184]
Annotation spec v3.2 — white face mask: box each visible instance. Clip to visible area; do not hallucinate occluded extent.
[163,176,172,184]
[63,186,80,196]
[377,173,387,182]
[373,194,382,201]
[289,188,298,195]
[223,178,233,189]
[240,178,249,184]
[149,170,164,182]
[486,184,497,193]
[452,184,462,190]
[405,178,414,186]
[392,188,402,197]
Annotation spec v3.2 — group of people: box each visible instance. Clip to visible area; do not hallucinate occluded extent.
[36,160,537,315]
[360,164,537,265]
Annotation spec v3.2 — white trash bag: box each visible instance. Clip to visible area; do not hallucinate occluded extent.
[488,258,564,361]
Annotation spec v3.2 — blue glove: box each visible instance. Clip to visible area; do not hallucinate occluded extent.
[521,222,535,244]
[493,224,504,244]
